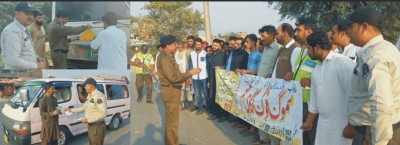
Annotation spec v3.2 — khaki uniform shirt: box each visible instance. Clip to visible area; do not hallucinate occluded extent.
[157,50,191,86]
[0,19,38,69]
[71,89,107,123]
[48,19,88,51]
[348,35,400,145]
[28,23,46,58]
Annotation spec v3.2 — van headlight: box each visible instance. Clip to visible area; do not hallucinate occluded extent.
[12,121,30,135]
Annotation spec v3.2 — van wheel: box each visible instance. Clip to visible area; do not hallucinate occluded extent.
[58,126,70,145]
[107,115,121,130]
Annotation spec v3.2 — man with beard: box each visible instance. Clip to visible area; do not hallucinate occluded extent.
[230,37,248,70]
[301,31,354,145]
[188,37,209,115]
[1,2,45,69]
[29,10,48,68]
[39,82,61,145]
[48,9,91,69]
[175,43,192,110]
[186,36,195,53]
[293,17,319,145]
[90,12,127,69]
[207,39,227,120]
[225,36,237,59]
[271,23,300,80]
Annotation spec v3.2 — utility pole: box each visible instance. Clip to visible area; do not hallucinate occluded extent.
[204,2,212,44]
[51,1,56,20]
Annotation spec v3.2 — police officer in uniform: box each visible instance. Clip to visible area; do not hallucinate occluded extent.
[294,17,319,145]
[130,44,155,103]
[48,9,91,69]
[66,78,107,145]
[0,2,46,69]
[341,6,400,145]
[157,35,201,145]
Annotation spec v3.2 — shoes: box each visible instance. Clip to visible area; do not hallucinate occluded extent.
[196,110,204,115]
[232,123,244,128]
[217,116,227,122]
[227,116,237,123]
[207,116,218,120]
[146,100,154,104]
[189,107,198,112]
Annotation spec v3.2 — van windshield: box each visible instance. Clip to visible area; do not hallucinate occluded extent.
[8,81,44,109]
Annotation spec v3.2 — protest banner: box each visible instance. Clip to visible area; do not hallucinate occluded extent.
[215,68,303,145]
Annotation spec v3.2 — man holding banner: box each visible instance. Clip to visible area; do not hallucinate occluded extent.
[301,31,354,145]
[293,17,319,145]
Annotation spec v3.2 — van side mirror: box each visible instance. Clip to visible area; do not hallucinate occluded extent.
[20,89,29,102]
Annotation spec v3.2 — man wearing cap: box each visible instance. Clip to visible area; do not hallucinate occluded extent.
[90,12,127,69]
[48,9,91,69]
[0,2,46,69]
[293,17,319,145]
[66,78,107,145]
[157,35,201,145]
[341,6,400,145]
[130,44,155,103]
[28,10,48,68]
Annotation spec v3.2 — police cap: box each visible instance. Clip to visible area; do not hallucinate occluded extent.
[340,6,382,28]
[83,78,97,87]
[15,2,37,13]
[160,35,176,45]
[56,9,70,18]
[295,17,317,26]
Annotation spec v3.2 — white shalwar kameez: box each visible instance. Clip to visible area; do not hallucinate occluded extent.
[309,51,355,145]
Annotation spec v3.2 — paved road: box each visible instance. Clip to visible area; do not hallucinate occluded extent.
[129,69,256,145]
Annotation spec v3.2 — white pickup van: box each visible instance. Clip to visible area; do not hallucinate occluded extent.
[1,78,130,145]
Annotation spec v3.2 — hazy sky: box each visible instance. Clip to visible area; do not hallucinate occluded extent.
[130,2,296,37]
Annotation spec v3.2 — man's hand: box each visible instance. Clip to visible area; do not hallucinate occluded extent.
[283,72,293,81]
[38,57,46,63]
[37,61,46,69]
[342,123,357,139]
[265,74,272,78]
[207,82,210,88]
[235,69,243,74]
[301,121,313,132]
[65,108,71,112]
[81,118,88,124]
[52,109,60,115]
[300,78,311,87]
[189,68,202,75]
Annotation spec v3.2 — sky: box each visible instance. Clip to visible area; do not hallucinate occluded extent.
[130,2,296,37]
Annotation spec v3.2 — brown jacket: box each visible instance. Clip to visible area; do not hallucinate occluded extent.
[39,95,60,143]
[48,18,88,51]
[28,23,46,58]
[157,50,191,86]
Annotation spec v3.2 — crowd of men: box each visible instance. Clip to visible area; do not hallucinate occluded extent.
[0,2,128,70]
[149,6,400,145]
